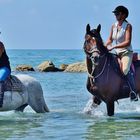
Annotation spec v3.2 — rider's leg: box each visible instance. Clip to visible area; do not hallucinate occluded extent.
[0,67,11,107]
[125,71,138,101]
[121,52,138,101]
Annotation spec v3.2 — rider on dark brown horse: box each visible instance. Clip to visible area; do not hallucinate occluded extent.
[0,41,11,107]
[105,5,138,101]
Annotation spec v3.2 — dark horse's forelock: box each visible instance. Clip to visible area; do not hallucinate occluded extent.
[90,29,108,54]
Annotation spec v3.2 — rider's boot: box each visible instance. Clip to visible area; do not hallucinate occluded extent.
[0,81,4,107]
[125,71,138,101]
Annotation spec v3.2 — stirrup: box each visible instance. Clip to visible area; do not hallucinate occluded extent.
[130,91,138,101]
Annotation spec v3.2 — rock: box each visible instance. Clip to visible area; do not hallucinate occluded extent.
[16,65,35,71]
[64,61,87,72]
[37,61,62,72]
[59,64,68,71]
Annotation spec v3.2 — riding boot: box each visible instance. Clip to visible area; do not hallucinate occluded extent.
[125,71,138,101]
[0,81,4,107]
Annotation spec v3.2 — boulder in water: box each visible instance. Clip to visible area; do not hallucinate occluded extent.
[64,61,87,72]
[37,61,62,72]
[16,65,35,71]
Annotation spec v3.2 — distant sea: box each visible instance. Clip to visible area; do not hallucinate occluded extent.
[7,49,85,70]
[0,49,140,140]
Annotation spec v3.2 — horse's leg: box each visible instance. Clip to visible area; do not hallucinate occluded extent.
[15,103,28,112]
[87,77,101,106]
[93,96,102,105]
[86,77,91,93]
[27,82,49,113]
[83,78,101,114]
[106,101,114,116]
[86,77,97,93]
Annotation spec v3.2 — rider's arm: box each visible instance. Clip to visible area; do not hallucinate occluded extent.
[113,24,132,49]
[105,25,113,47]
[0,42,4,57]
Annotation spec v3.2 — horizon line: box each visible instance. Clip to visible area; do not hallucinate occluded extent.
[7,48,83,50]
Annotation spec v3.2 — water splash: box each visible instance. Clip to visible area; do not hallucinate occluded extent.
[83,98,140,117]
[83,98,95,114]
[82,98,105,116]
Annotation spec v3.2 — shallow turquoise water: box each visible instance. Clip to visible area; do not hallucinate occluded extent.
[1,49,140,140]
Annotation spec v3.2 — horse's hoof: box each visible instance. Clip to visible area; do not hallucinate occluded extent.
[131,97,138,101]
[130,91,138,101]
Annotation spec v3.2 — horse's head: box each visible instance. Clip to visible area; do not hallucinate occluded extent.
[83,24,107,65]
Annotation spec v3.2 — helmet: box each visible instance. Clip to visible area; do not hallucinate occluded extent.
[112,5,129,18]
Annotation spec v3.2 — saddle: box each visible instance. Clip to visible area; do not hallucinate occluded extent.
[110,52,140,76]
[109,52,140,98]
[3,75,24,92]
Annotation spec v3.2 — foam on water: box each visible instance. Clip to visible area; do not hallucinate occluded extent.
[83,98,140,117]
[83,98,106,117]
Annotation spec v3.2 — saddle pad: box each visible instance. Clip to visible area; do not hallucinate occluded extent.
[4,75,24,92]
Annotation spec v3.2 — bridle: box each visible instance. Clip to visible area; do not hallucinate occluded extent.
[84,34,108,79]
[84,35,104,65]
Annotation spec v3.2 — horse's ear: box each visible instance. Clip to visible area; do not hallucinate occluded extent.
[97,24,101,33]
[86,24,90,34]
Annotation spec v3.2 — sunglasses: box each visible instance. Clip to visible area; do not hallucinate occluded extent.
[114,12,120,16]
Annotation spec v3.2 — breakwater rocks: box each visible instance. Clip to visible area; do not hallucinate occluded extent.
[15,60,87,72]
[16,65,35,71]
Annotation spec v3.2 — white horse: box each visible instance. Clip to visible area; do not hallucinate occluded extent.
[0,74,49,113]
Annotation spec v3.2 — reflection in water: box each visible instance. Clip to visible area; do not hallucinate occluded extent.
[85,116,140,140]
[0,112,47,139]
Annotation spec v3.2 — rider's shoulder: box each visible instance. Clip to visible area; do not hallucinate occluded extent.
[111,24,115,30]
[127,23,132,27]
[0,41,4,51]
[126,23,132,30]
[0,41,4,46]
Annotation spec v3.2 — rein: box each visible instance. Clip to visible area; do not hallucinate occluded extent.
[94,55,108,79]
[88,53,108,89]
[87,54,107,79]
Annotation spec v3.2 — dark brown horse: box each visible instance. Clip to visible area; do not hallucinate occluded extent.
[83,24,140,116]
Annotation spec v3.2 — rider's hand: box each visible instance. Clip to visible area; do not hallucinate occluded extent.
[107,46,115,51]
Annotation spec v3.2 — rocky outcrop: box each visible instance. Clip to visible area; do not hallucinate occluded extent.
[16,65,35,71]
[64,61,87,72]
[59,64,68,71]
[15,60,87,73]
[37,61,62,72]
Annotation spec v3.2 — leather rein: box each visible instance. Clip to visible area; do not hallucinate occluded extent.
[84,40,109,80]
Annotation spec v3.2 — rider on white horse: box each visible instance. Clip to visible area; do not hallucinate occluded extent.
[0,41,11,107]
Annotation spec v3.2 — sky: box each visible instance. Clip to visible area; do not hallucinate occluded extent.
[0,0,139,50]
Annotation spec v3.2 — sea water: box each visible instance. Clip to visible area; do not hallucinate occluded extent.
[1,49,140,140]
